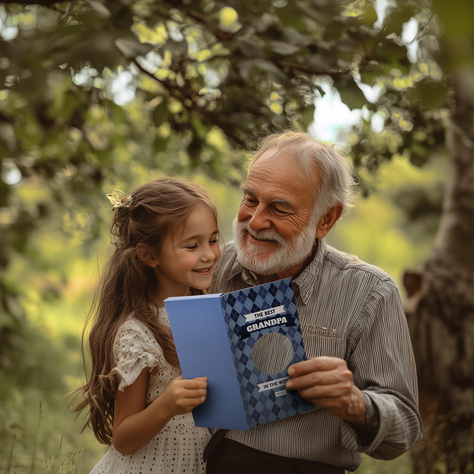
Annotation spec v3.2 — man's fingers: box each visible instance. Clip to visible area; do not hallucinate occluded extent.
[288,357,341,377]
[287,358,349,389]
[295,381,352,401]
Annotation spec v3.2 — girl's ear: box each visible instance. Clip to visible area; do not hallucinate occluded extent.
[136,243,159,268]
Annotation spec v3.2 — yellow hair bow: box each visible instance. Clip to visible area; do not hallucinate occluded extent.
[106,189,132,209]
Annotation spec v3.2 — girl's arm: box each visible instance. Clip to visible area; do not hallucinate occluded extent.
[112,370,207,455]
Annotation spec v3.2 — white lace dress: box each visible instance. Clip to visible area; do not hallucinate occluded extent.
[90,308,211,474]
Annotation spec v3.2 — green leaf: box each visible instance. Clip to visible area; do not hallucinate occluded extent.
[164,38,188,58]
[358,2,378,27]
[236,38,264,58]
[382,4,418,36]
[405,80,448,108]
[359,62,383,87]
[301,104,316,128]
[237,59,253,81]
[334,77,367,110]
[282,27,314,47]
[375,40,411,74]
[152,99,169,127]
[86,0,111,19]
[115,37,153,59]
[271,41,300,56]
[295,0,337,25]
[306,51,337,70]
[255,60,288,85]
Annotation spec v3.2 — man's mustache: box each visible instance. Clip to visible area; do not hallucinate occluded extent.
[237,222,285,245]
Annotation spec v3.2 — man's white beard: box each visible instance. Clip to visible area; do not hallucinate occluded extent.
[233,216,318,276]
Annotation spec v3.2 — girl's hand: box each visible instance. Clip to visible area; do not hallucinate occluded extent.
[162,375,208,416]
[112,371,207,455]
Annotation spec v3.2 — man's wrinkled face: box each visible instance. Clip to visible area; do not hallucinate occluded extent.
[233,148,320,277]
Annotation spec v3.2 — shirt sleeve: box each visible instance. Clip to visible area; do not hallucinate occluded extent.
[341,278,423,458]
[111,319,164,391]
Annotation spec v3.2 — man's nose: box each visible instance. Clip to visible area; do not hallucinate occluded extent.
[248,205,271,231]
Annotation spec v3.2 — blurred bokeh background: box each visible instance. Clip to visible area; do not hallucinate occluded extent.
[1,0,472,472]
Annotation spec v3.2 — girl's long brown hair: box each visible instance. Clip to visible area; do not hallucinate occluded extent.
[71,177,218,445]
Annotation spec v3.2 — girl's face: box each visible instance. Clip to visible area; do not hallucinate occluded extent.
[153,205,221,300]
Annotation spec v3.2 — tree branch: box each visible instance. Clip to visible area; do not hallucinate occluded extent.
[276,60,352,78]
[1,0,65,5]
[131,58,247,148]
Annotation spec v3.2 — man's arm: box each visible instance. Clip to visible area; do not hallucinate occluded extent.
[287,279,423,459]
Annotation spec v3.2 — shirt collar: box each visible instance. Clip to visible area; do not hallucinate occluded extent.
[228,239,327,304]
[292,239,327,305]
[226,259,259,286]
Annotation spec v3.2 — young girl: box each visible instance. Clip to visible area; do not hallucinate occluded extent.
[73,177,221,473]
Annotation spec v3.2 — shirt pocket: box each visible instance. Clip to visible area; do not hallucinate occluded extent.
[302,330,346,360]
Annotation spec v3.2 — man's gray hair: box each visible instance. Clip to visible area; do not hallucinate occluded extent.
[248,131,357,220]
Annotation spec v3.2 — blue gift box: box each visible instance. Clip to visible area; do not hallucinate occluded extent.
[164,278,314,430]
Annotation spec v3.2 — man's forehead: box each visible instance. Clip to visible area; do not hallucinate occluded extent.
[243,173,307,212]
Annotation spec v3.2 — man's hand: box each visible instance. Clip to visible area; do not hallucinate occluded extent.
[286,356,367,427]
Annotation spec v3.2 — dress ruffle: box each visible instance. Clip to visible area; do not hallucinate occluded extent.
[111,319,165,391]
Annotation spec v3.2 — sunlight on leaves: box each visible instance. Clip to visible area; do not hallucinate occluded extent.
[134,21,168,45]
[219,6,241,33]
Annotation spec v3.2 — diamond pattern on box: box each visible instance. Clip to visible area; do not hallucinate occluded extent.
[221,279,314,428]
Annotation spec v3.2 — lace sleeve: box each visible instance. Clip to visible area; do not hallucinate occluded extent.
[111,319,164,391]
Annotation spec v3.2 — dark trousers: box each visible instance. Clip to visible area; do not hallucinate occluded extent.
[205,438,345,474]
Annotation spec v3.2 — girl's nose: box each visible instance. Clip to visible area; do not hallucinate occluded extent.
[202,245,217,261]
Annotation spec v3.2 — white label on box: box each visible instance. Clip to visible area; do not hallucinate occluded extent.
[257,376,289,392]
[244,305,286,322]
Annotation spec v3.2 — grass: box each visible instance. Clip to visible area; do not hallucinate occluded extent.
[0,376,104,473]
[0,294,104,473]
[356,453,413,473]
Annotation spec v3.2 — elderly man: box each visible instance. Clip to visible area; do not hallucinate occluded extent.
[205,131,422,473]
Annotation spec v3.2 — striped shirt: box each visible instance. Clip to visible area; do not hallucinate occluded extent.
[209,239,423,471]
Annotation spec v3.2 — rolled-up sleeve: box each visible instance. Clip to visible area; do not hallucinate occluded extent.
[342,279,423,458]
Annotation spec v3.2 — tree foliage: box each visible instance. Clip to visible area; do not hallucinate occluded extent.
[0,0,448,373]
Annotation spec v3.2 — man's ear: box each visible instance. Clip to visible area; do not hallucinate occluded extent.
[136,243,159,268]
[316,204,343,239]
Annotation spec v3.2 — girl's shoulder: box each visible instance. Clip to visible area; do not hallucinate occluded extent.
[114,315,159,354]
[113,307,169,352]
[113,311,166,354]
[117,315,148,333]
[112,314,166,391]
[116,307,167,338]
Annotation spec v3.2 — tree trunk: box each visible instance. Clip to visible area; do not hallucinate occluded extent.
[404,69,474,473]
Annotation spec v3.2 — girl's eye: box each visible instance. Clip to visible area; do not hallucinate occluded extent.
[210,238,218,245]
[186,244,198,250]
